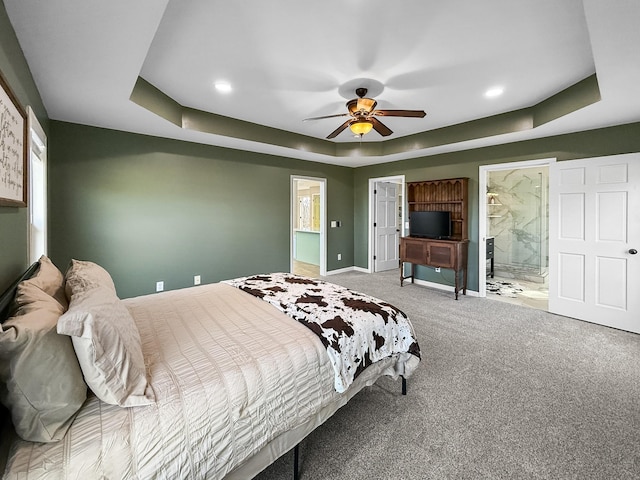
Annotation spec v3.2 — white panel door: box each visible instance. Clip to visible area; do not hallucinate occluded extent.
[549,154,640,333]
[374,182,400,272]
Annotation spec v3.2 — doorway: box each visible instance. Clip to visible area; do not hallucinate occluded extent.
[479,159,555,310]
[368,175,405,272]
[291,176,326,277]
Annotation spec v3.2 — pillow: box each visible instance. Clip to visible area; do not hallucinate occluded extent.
[0,297,87,442]
[64,259,117,300]
[15,255,68,311]
[57,287,154,407]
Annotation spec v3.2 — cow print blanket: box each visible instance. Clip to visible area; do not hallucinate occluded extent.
[224,273,421,393]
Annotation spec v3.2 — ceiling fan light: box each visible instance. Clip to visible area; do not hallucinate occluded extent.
[349,119,373,136]
[356,98,377,113]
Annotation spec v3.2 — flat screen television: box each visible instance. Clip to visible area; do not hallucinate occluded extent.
[409,211,452,239]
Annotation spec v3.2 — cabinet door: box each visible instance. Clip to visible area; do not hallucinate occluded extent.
[426,243,455,268]
[401,239,427,264]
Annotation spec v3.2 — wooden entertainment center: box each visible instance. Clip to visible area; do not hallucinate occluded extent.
[400,177,469,300]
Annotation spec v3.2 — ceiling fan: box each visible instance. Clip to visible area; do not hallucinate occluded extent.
[304,87,426,139]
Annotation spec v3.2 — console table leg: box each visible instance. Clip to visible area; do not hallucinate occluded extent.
[463,266,468,295]
[454,269,459,300]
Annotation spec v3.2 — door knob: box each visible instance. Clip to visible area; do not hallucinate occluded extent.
[630,248,638,255]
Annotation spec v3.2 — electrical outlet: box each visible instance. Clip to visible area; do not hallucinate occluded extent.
[337,253,342,261]
[435,267,441,273]
[194,275,201,285]
[156,281,164,292]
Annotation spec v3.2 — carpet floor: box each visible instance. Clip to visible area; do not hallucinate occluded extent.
[254,269,640,480]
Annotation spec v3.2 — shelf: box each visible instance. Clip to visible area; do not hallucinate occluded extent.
[407,177,469,241]
[487,203,503,206]
[488,215,502,218]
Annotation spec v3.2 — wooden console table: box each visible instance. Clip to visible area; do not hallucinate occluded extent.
[400,237,469,300]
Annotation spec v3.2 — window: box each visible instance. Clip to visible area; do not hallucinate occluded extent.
[28,107,47,264]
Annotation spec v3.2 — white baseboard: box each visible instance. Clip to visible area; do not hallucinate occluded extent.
[408,277,480,297]
[325,266,357,276]
[353,266,370,274]
[325,265,371,275]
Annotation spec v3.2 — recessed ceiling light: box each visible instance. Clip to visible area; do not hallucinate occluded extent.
[214,81,232,93]
[485,87,504,98]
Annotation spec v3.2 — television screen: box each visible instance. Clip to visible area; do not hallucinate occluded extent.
[409,211,452,239]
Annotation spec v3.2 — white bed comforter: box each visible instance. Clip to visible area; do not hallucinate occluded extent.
[3,283,416,479]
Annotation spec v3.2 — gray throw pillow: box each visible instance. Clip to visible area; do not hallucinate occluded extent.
[0,297,87,442]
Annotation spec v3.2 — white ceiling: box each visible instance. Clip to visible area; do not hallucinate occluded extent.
[5,0,640,167]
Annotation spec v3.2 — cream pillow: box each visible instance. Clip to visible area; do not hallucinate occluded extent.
[0,297,86,442]
[64,259,117,300]
[57,287,154,407]
[15,255,68,311]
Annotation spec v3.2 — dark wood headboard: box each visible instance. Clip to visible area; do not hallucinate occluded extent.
[0,262,40,324]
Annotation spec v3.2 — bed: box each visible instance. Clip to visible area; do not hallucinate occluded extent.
[0,257,420,479]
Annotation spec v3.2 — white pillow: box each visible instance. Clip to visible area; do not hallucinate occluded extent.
[57,287,154,407]
[64,259,117,300]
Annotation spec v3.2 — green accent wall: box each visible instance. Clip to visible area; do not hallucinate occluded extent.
[48,122,354,298]
[0,2,49,292]
[3,0,640,301]
[353,122,640,292]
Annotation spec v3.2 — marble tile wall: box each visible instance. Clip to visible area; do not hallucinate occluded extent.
[487,167,549,276]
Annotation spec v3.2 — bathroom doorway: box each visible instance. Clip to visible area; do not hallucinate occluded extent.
[479,159,555,310]
[291,176,326,278]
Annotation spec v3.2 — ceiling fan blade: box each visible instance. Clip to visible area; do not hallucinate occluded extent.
[326,120,352,139]
[372,109,426,118]
[303,113,349,122]
[371,117,393,137]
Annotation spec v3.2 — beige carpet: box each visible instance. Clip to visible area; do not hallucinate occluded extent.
[254,269,640,480]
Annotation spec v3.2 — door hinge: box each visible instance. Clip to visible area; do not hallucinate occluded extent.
[373,255,377,260]
[373,222,377,227]
[374,189,377,195]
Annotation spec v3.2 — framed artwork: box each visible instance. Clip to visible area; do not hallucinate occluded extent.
[0,70,27,207]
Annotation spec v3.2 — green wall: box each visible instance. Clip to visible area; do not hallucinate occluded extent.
[354,122,640,292]
[4,0,640,300]
[0,2,49,292]
[48,122,354,298]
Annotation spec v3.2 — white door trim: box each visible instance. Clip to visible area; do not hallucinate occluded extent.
[478,158,556,297]
[27,107,48,264]
[290,176,327,276]
[367,175,405,273]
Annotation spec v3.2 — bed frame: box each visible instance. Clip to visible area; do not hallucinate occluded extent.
[0,263,409,479]
[0,263,40,323]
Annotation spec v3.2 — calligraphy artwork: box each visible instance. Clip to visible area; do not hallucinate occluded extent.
[0,71,27,207]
